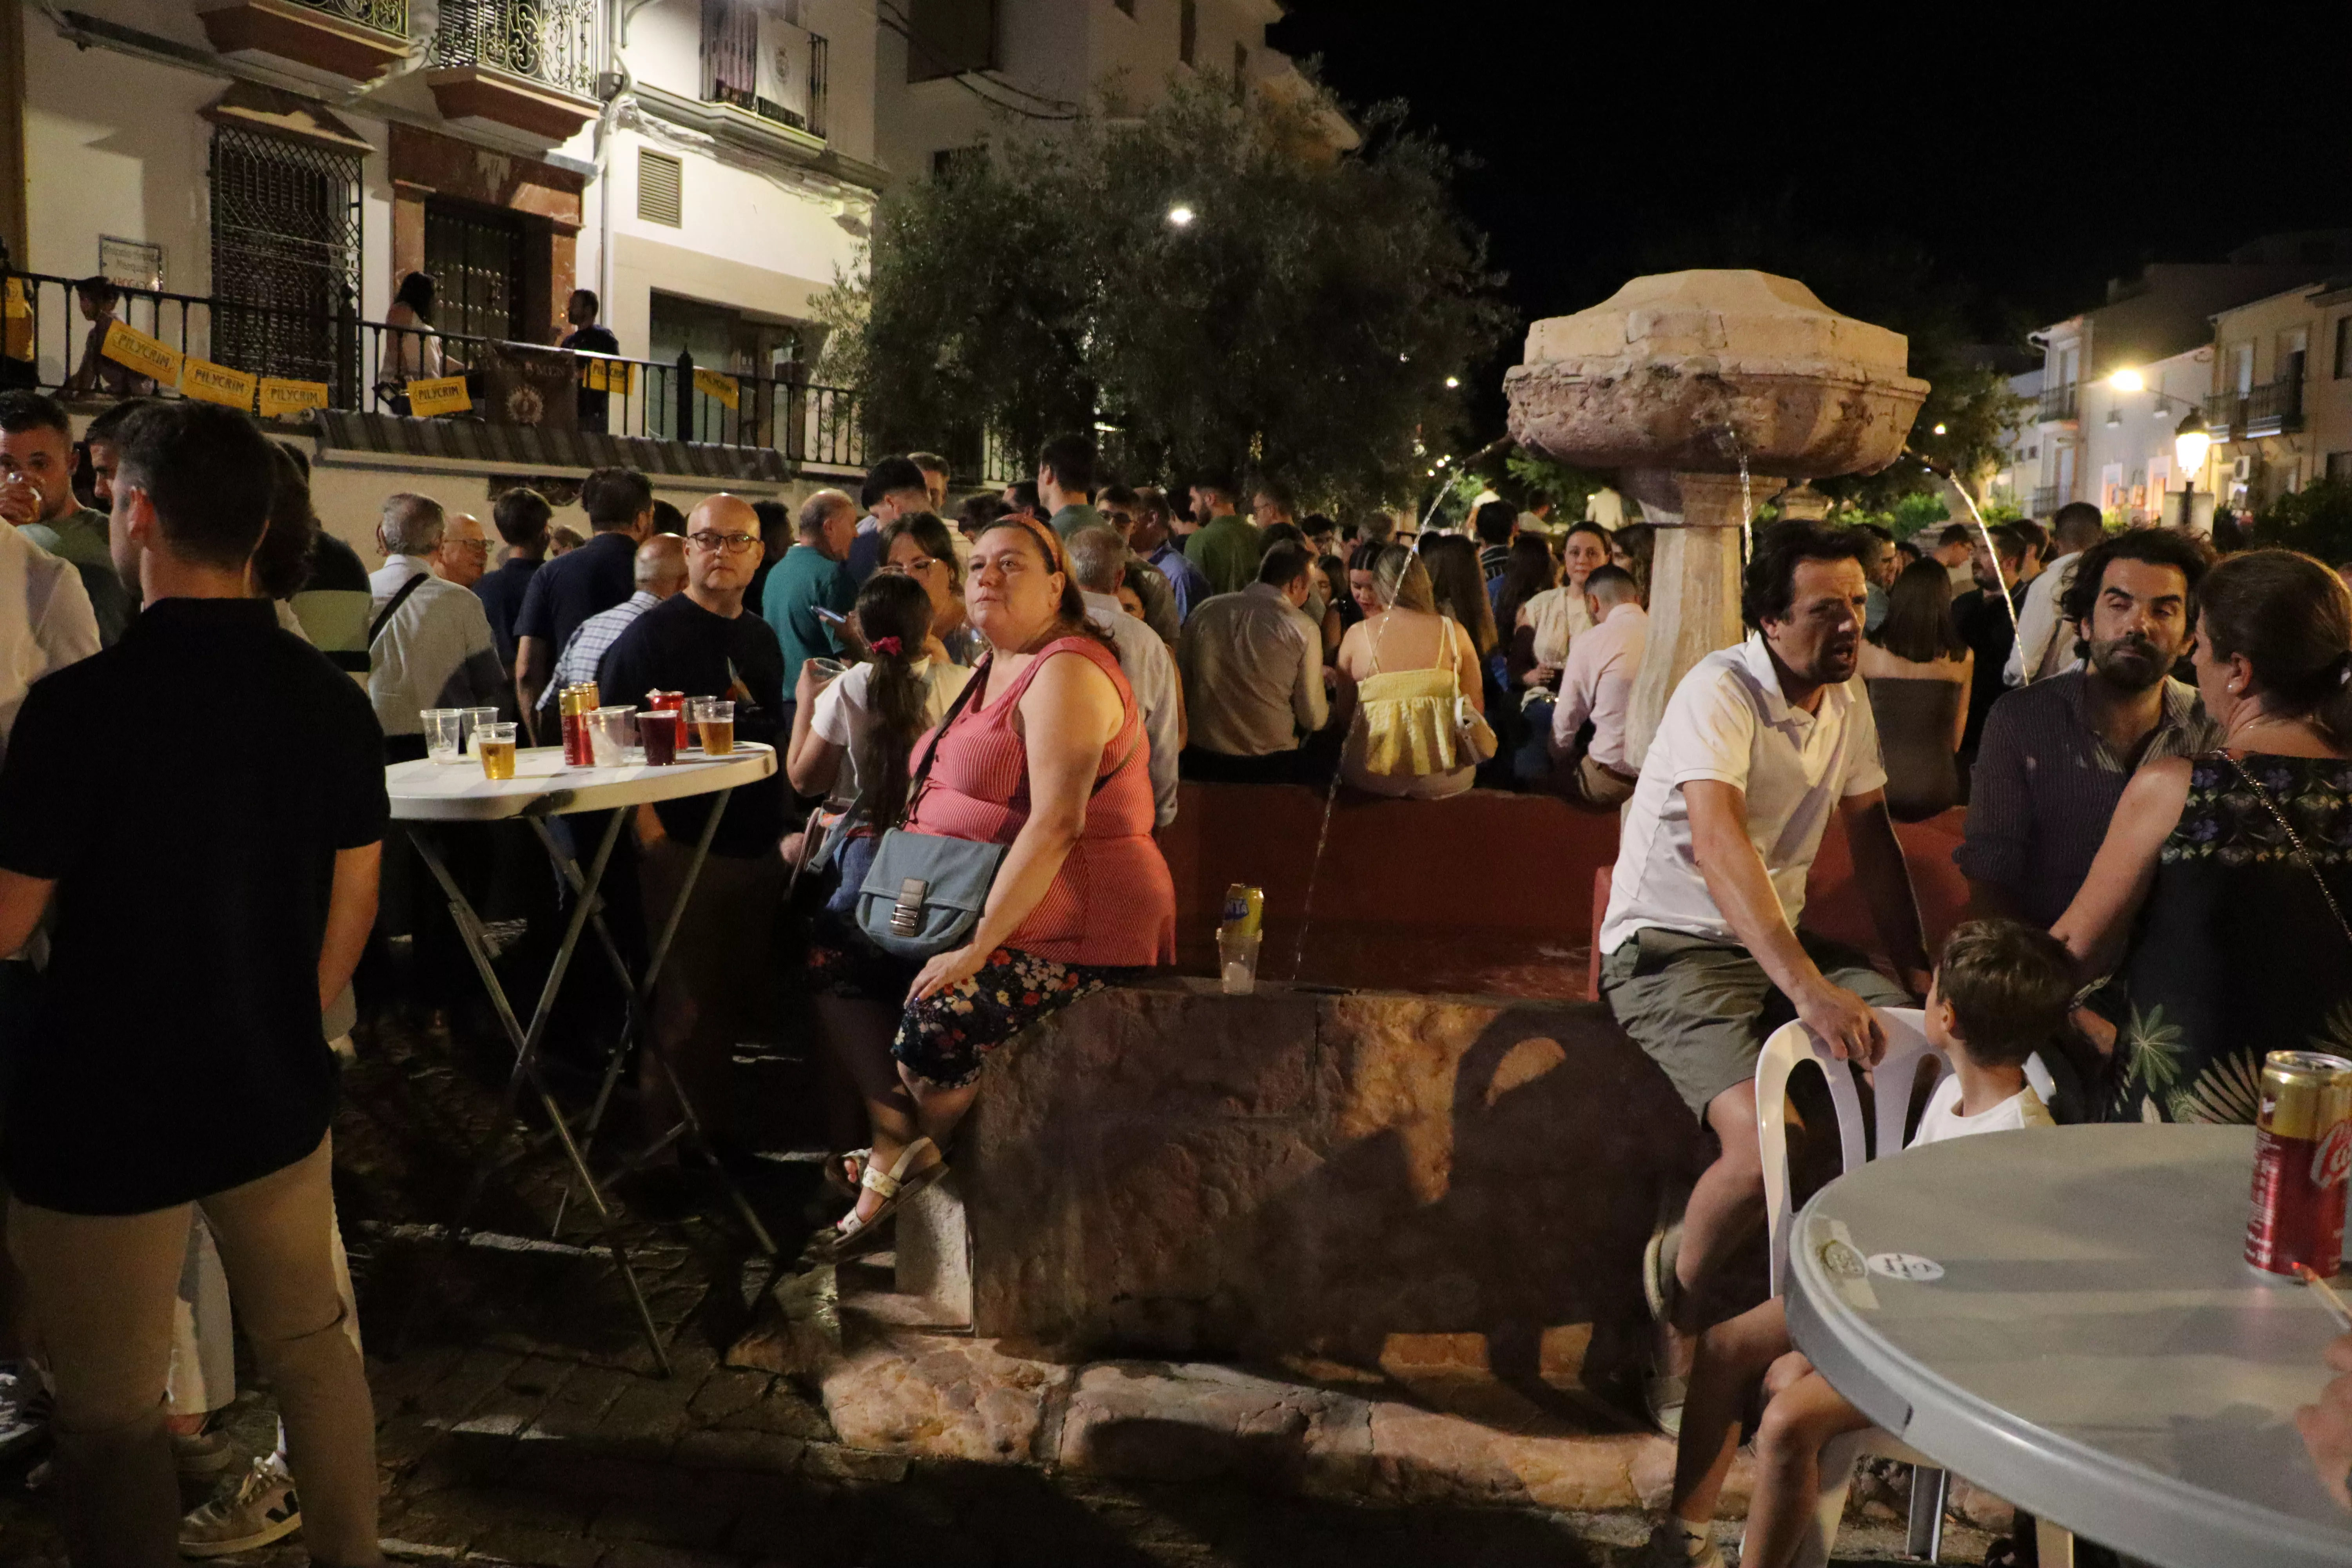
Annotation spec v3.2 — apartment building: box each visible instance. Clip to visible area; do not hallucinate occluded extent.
[0,0,883,546]
[2205,281,2352,510]
[869,0,1354,179]
[2019,233,2352,521]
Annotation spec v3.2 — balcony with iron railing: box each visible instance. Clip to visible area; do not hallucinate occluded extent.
[2037,381,2079,423]
[2242,374,2305,438]
[0,269,867,477]
[427,0,604,142]
[200,0,411,84]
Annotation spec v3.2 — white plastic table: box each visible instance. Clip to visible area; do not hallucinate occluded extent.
[1788,1123,2352,1568]
[387,742,779,1372]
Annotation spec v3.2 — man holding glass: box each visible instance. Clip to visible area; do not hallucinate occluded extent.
[597,494,786,1151]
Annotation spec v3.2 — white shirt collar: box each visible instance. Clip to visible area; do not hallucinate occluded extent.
[1735,632,1851,728]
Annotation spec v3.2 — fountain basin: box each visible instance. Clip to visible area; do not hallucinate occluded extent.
[1503,269,1928,479]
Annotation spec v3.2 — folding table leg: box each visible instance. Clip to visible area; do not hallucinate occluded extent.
[1905,1465,1947,1560]
[2034,1519,2076,1568]
[528,796,779,1258]
[395,816,673,1375]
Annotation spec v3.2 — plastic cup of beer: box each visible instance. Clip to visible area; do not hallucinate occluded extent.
[588,705,637,768]
[459,706,499,756]
[477,722,518,780]
[423,709,464,764]
[693,698,736,755]
[637,708,680,766]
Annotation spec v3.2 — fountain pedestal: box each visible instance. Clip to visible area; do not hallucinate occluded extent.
[1505,270,1928,767]
[1619,469,1787,768]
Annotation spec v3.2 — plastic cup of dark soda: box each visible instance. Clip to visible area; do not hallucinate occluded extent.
[638,708,679,766]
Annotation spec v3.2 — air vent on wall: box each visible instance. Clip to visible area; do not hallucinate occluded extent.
[637,149,682,227]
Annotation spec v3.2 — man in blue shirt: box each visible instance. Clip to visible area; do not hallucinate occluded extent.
[474,486,551,677]
[846,456,930,585]
[513,466,652,729]
[761,488,858,696]
[1131,484,1209,623]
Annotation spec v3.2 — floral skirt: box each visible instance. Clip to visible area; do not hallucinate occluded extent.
[805,920,1140,1089]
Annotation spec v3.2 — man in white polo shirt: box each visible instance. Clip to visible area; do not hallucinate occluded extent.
[1598,522,1931,1436]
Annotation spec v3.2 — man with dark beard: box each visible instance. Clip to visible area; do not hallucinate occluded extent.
[1958,528,2219,928]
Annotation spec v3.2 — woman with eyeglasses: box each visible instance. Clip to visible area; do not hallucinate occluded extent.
[879,512,983,665]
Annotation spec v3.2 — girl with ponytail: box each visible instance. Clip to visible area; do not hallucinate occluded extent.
[2055,548,2352,1123]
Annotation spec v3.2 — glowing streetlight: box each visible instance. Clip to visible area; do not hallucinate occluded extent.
[1445,376,1460,388]
[2109,368,2146,393]
[2174,411,2211,484]
[1932,423,1947,436]
[1166,204,1195,228]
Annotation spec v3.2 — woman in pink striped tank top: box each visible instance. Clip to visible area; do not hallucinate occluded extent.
[810,516,1175,1258]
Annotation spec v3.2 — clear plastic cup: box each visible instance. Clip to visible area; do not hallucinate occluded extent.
[423,708,464,764]
[459,706,499,756]
[1217,929,1262,996]
[588,705,636,768]
[477,722,518,780]
[692,697,736,755]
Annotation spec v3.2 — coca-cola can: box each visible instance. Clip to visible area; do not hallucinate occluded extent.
[2245,1049,2352,1277]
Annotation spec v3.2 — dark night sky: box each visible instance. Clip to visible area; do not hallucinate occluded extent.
[1269,2,2352,420]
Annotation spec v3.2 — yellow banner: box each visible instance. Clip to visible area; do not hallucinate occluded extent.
[693,366,739,410]
[405,375,471,417]
[179,357,256,411]
[101,319,180,384]
[581,356,635,395]
[258,377,330,419]
[2,279,29,362]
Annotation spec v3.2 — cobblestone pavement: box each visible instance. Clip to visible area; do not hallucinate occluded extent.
[0,1013,1976,1567]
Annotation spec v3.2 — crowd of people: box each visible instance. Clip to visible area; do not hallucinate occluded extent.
[2,381,2352,1564]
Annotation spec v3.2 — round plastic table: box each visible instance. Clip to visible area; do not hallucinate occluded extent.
[384,739,775,821]
[1788,1122,2352,1568]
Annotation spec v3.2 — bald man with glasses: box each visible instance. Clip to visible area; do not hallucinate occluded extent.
[595,494,786,1147]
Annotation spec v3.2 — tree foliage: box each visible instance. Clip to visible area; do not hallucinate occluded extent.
[2251,480,2352,566]
[843,76,1513,513]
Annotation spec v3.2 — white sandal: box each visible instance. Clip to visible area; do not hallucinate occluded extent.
[815,1138,946,1261]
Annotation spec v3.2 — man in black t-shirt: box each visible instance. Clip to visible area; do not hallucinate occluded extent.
[514,464,652,728]
[0,401,385,1568]
[598,492,785,1146]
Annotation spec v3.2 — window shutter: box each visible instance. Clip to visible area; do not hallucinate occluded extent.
[637,150,683,227]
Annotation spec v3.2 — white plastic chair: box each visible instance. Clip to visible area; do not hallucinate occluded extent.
[1753,1008,2064,1566]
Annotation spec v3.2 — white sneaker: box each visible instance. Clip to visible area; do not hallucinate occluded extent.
[1639,1517,1726,1568]
[179,1454,301,1557]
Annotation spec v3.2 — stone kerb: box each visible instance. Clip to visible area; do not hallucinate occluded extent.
[959,979,1702,1394]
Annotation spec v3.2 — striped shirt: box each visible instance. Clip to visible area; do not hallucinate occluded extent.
[543,590,659,710]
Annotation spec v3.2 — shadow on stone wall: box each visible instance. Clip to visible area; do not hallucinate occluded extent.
[965,984,1705,1426]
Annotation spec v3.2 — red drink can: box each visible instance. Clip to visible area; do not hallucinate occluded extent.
[559,683,599,767]
[2245,1049,2352,1276]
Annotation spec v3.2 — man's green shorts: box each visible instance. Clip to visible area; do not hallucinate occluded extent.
[1599,926,1909,1120]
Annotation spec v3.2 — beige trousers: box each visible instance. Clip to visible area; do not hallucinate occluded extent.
[7,1134,381,1568]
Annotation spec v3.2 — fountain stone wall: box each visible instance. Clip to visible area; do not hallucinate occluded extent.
[1505,269,1929,764]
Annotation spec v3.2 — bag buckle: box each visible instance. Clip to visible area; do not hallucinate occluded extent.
[890,877,927,937]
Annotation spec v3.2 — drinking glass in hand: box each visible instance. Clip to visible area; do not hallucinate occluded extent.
[637,709,679,766]
[423,708,465,764]
[691,697,735,755]
[477,722,518,780]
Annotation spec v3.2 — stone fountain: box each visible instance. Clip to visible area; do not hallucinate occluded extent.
[1504,270,1929,764]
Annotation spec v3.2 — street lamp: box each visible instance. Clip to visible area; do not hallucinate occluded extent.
[1166,204,1195,228]
[2107,368,2216,534]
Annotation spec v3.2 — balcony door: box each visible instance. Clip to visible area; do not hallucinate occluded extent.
[424,198,526,347]
[208,125,361,400]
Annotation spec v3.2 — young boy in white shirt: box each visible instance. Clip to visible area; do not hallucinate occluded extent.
[1646,918,2072,1568]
